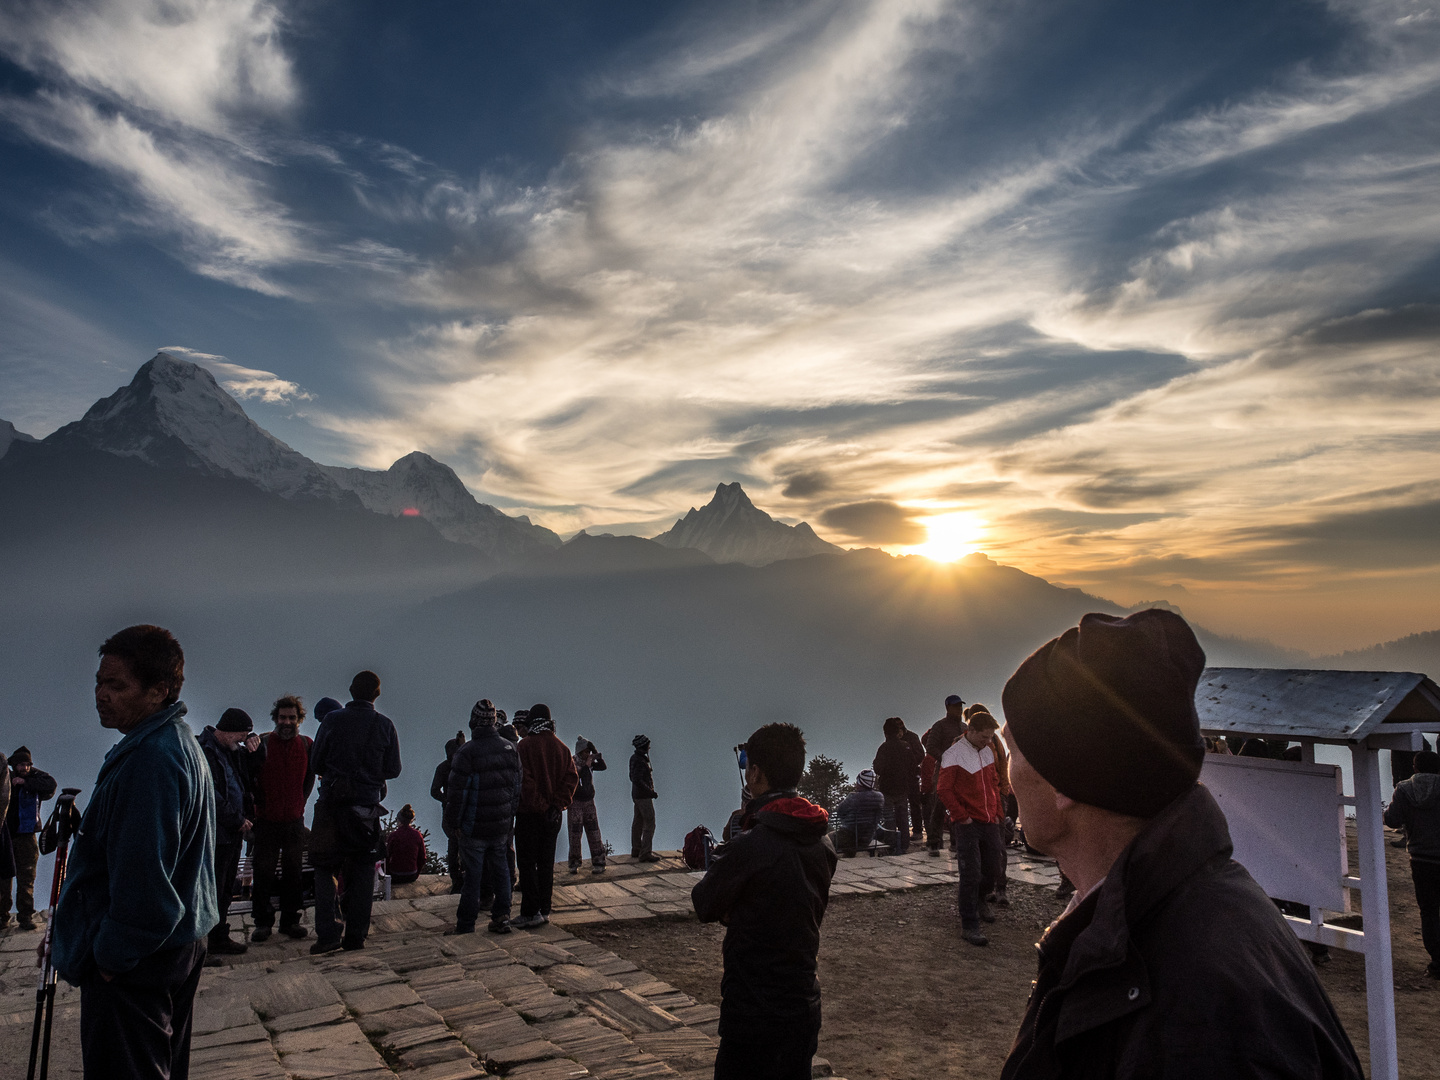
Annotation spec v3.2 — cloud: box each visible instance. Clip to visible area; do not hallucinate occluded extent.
[819,501,926,545]
[160,347,312,404]
[780,470,832,499]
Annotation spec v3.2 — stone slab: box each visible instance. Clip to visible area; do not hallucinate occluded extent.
[342,979,423,1014]
[262,1002,349,1032]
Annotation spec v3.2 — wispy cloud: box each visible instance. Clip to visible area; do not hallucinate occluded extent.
[161,346,312,403]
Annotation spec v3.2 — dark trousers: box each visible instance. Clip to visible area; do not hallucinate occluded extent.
[250,818,305,929]
[314,850,376,947]
[445,828,464,892]
[457,834,513,929]
[515,812,561,918]
[81,939,205,1080]
[631,798,656,858]
[568,798,606,867]
[881,793,910,853]
[954,821,1006,929]
[1,830,39,918]
[1414,858,1440,966]
[714,1016,818,1080]
[210,841,242,944]
[926,793,949,851]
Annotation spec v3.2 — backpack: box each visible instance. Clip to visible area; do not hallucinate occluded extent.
[682,825,716,870]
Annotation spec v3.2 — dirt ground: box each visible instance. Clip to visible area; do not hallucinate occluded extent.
[574,838,1440,1080]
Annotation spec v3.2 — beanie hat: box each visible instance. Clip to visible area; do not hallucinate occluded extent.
[513,709,530,723]
[10,746,32,766]
[632,734,650,749]
[575,737,594,756]
[1002,609,1205,818]
[314,697,343,721]
[218,708,254,733]
[856,768,877,790]
[496,709,507,724]
[470,699,498,730]
[526,703,554,734]
[528,703,551,721]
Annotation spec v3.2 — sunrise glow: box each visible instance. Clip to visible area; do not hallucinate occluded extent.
[905,512,987,563]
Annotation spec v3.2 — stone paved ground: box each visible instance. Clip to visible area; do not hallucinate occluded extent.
[0,844,1060,1079]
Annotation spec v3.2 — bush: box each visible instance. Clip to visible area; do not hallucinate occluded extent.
[798,754,850,815]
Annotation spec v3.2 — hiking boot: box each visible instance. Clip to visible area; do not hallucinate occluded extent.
[310,938,343,955]
[209,936,248,955]
[590,864,606,875]
[17,917,37,931]
[446,925,475,936]
[962,928,989,946]
[978,903,996,924]
[928,848,941,858]
[992,891,1010,908]
[569,863,581,875]
[639,853,662,863]
[511,914,543,929]
[341,940,365,951]
[283,925,309,939]
[487,919,512,934]
[250,927,272,943]
[0,913,11,928]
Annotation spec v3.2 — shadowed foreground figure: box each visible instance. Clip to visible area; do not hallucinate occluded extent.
[692,722,837,1080]
[999,609,1362,1080]
[53,625,217,1080]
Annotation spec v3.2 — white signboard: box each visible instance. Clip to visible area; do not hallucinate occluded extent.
[1200,755,1348,913]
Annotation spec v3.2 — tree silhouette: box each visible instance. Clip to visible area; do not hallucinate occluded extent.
[798,754,850,814]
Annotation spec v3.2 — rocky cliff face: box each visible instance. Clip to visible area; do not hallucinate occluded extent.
[0,419,36,461]
[652,482,842,566]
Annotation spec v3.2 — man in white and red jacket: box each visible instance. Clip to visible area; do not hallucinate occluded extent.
[937,709,1006,945]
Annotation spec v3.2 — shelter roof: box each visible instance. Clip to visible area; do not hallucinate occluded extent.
[1197,667,1440,742]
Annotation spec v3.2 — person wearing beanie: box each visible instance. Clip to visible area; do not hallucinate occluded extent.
[921,695,967,855]
[999,610,1361,1080]
[249,695,315,943]
[3,745,56,930]
[314,696,343,721]
[1385,750,1440,979]
[872,717,921,854]
[568,737,609,875]
[937,709,1006,945]
[831,769,885,857]
[630,735,659,861]
[445,700,522,934]
[386,804,427,886]
[431,730,468,895]
[308,670,402,954]
[197,708,259,958]
[512,704,578,927]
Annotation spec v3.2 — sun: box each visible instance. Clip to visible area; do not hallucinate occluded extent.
[906,511,986,562]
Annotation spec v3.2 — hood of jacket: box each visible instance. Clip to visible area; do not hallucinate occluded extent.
[748,791,830,840]
[1407,771,1440,809]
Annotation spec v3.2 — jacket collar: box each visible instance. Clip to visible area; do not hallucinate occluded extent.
[1051,783,1232,1041]
[98,702,188,779]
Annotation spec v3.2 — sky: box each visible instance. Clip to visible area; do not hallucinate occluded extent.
[1,0,1438,652]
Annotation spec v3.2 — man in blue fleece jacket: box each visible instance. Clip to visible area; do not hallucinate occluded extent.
[51,624,217,1080]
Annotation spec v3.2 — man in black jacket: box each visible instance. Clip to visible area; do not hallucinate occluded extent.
[630,735,659,861]
[431,730,466,894]
[197,708,258,957]
[999,610,1361,1080]
[921,695,966,853]
[872,717,920,854]
[445,700,521,934]
[1385,749,1440,978]
[692,722,837,1080]
[309,670,402,954]
[3,746,56,930]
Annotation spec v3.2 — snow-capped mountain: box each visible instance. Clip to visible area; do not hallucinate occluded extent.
[323,453,560,559]
[0,419,37,461]
[652,482,842,566]
[47,352,352,502]
[44,352,560,561]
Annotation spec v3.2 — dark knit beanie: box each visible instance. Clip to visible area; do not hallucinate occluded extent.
[1001,609,1206,818]
[528,703,551,722]
[470,699,498,731]
[314,697,343,721]
[11,746,32,766]
[218,708,254,733]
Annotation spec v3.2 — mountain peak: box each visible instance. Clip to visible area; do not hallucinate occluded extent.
[651,482,842,566]
[0,419,38,461]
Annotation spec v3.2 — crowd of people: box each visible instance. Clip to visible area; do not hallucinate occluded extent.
[11,609,1439,1079]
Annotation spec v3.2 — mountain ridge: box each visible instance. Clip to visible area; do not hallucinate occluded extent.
[652,481,842,565]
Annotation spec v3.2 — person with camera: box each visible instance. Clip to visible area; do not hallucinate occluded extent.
[4,746,56,930]
[198,708,259,958]
[513,704,578,928]
[568,737,608,875]
[630,734,659,861]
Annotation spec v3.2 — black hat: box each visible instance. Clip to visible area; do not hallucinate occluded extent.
[528,703,551,721]
[1001,609,1205,818]
[10,746,32,766]
[217,708,254,733]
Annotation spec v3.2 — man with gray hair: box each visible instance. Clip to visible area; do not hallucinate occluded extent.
[999,609,1361,1079]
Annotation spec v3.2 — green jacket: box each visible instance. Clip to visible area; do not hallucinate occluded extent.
[53,703,217,981]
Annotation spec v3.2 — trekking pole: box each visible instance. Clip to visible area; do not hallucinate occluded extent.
[28,788,82,1080]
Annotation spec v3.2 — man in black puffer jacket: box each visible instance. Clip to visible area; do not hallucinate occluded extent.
[693,722,837,1080]
[445,700,522,933]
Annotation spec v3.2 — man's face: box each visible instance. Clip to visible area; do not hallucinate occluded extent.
[965,726,994,750]
[95,655,169,733]
[215,728,251,749]
[12,761,31,777]
[273,707,300,741]
[1004,727,1063,854]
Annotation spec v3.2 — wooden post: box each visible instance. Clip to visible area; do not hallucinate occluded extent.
[1351,741,1397,1080]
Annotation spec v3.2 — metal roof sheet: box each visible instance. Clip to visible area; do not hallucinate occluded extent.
[1196,667,1440,741]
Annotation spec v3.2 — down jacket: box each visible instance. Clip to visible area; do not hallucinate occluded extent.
[444,727,522,841]
[1385,771,1440,864]
[692,791,837,1027]
[1001,783,1361,1080]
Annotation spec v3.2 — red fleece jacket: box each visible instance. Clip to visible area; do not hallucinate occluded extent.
[937,737,1003,824]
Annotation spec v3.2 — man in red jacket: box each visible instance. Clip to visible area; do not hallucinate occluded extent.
[513,704,578,928]
[937,708,1005,945]
[250,694,315,942]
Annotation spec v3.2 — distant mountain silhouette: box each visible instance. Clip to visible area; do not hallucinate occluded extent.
[1317,628,1440,675]
[0,419,37,460]
[517,530,714,577]
[652,482,841,565]
[43,351,558,562]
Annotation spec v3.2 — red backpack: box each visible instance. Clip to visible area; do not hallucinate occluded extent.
[682,825,716,870]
